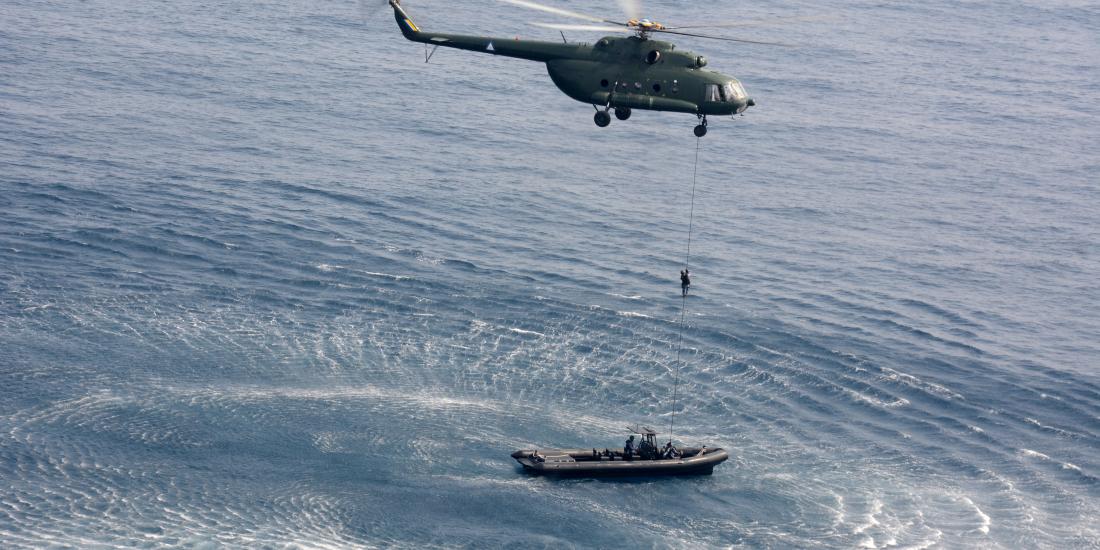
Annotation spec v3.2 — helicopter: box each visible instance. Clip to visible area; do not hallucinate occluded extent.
[386,0,794,137]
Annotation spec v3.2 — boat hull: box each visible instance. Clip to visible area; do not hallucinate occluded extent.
[511,447,728,477]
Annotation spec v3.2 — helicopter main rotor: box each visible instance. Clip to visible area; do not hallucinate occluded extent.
[498,0,795,45]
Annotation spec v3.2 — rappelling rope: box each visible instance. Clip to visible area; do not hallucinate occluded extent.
[668,136,701,445]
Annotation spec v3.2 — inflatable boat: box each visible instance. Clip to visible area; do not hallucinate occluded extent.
[511,426,728,477]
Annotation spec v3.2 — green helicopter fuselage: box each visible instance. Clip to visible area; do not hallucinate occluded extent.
[389,0,754,118]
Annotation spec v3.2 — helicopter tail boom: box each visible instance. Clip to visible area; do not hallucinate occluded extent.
[389,0,581,62]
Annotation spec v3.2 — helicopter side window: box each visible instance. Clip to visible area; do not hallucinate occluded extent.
[705,84,721,102]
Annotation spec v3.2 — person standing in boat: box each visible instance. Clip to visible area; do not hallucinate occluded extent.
[624,435,636,460]
[680,269,691,296]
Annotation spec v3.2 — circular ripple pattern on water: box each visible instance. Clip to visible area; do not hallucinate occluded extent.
[2,0,1099,547]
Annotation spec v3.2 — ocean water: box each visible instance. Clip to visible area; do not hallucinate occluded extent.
[2,0,1099,547]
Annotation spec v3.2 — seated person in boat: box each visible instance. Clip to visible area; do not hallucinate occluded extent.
[662,441,680,459]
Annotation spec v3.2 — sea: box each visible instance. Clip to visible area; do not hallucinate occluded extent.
[2,0,1099,547]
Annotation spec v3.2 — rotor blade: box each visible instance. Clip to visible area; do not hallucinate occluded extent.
[532,22,629,32]
[667,15,834,30]
[497,0,607,23]
[616,0,641,21]
[356,0,391,25]
[651,28,793,46]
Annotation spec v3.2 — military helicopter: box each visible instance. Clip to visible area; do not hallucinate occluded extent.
[387,0,796,137]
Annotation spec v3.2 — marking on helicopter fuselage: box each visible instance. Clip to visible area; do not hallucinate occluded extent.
[404,19,419,32]
[486,41,495,52]
[430,37,449,42]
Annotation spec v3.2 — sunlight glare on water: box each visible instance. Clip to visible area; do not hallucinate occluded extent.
[1,0,1098,547]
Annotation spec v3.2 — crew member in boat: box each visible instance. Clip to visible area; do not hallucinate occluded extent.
[624,435,636,459]
[662,441,680,459]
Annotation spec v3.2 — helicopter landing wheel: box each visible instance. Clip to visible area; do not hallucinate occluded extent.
[693,114,708,137]
[594,110,612,127]
[614,107,631,121]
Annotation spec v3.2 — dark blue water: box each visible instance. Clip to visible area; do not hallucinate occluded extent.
[3,0,1099,546]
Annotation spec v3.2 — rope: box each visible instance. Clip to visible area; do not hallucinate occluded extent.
[685,133,700,270]
[668,136,701,444]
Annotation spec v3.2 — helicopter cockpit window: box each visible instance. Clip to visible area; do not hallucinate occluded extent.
[724,81,747,101]
[706,84,721,102]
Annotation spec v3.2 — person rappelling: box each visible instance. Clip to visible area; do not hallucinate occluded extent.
[507,132,731,477]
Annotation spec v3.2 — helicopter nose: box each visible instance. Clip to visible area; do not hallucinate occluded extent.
[747,98,756,107]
